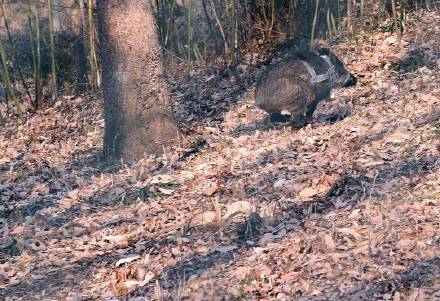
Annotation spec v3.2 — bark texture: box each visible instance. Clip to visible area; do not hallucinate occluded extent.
[293,0,315,48]
[97,0,178,162]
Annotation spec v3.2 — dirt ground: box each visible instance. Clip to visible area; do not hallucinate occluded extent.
[1,11,439,301]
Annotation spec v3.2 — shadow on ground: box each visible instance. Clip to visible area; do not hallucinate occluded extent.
[128,149,438,299]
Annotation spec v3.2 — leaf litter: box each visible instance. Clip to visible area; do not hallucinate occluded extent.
[0,11,440,301]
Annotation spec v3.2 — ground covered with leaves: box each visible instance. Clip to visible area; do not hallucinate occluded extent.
[1,12,440,301]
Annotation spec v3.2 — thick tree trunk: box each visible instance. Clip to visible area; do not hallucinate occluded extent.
[97,0,178,162]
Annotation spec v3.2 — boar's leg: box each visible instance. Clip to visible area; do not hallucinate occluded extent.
[305,99,321,120]
[270,113,290,123]
[289,99,320,129]
[290,113,310,129]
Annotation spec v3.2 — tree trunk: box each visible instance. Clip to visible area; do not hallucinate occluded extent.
[61,0,88,93]
[97,0,178,162]
[293,0,315,49]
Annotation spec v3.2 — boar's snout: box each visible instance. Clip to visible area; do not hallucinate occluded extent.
[342,73,357,87]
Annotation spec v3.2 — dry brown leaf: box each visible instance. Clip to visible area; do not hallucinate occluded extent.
[204,182,218,196]
[197,211,217,224]
[150,174,175,184]
[299,187,319,198]
[7,277,21,287]
[224,201,254,218]
[299,278,310,292]
[255,265,272,279]
[233,266,250,280]
[58,197,76,209]
[322,234,336,250]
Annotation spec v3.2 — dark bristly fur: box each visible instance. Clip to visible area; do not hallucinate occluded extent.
[255,48,357,128]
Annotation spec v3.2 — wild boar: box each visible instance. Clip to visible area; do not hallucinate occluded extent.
[255,48,357,128]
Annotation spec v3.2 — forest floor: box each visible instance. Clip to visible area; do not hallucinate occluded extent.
[1,11,440,301]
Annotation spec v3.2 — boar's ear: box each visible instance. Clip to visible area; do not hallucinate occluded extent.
[317,48,330,56]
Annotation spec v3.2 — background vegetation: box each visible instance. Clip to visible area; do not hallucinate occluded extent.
[0,0,438,123]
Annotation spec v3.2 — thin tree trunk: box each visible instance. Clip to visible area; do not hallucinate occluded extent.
[1,0,33,106]
[48,0,58,99]
[201,0,214,36]
[230,0,242,87]
[76,0,89,92]
[310,0,320,47]
[97,0,178,162]
[187,0,192,70]
[0,108,4,125]
[270,0,275,32]
[209,0,229,55]
[391,0,401,40]
[35,1,42,108]
[0,37,23,119]
[87,0,97,90]
[27,5,38,109]
[231,0,238,56]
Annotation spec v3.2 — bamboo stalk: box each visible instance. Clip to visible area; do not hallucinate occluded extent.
[1,0,33,106]
[87,0,97,90]
[270,0,275,32]
[160,0,172,63]
[336,0,341,31]
[201,0,215,58]
[209,0,229,55]
[391,0,401,40]
[154,0,164,49]
[0,37,23,119]
[330,12,338,35]
[244,0,254,87]
[35,0,42,108]
[230,0,243,87]
[0,108,4,125]
[93,38,100,87]
[26,4,37,109]
[91,21,101,87]
[48,0,58,99]
[326,6,332,37]
[402,0,408,20]
[400,0,407,30]
[167,1,177,51]
[79,0,88,57]
[187,0,192,68]
[78,0,90,90]
[310,0,320,48]
[360,0,365,18]
[201,0,214,36]
[360,0,365,28]
[232,0,238,58]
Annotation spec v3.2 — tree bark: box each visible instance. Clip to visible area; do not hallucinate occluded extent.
[97,0,179,162]
[293,0,315,49]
